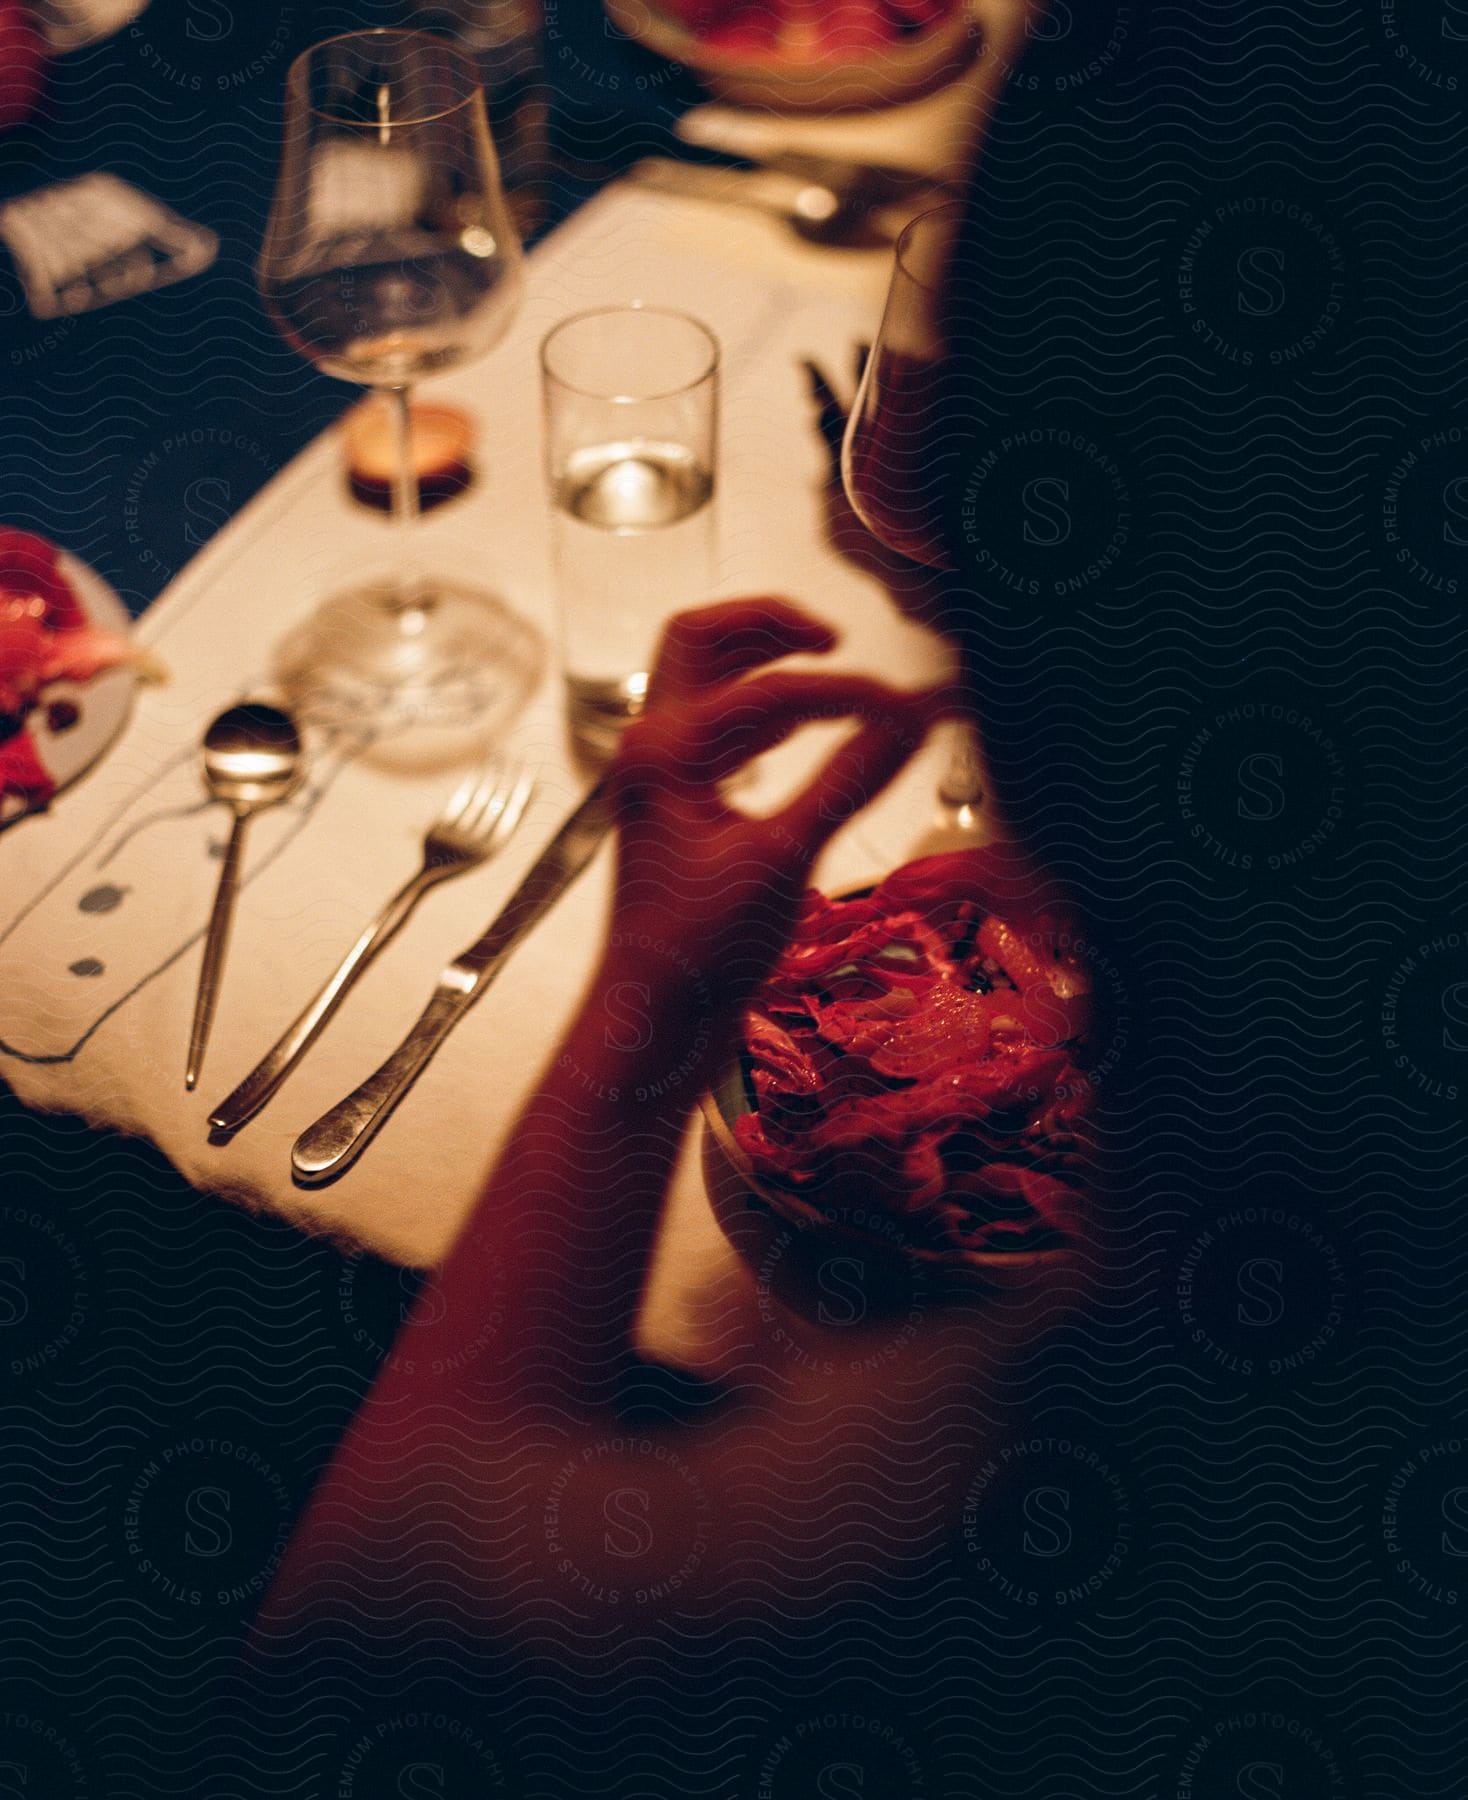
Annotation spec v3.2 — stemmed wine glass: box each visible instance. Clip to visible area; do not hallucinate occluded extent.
[258,29,539,753]
[840,200,983,826]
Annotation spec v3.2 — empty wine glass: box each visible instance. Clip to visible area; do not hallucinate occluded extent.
[258,29,540,755]
[841,200,983,826]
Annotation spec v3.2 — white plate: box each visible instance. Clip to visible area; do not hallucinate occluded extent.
[6,551,138,818]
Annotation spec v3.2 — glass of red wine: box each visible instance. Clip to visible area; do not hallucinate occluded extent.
[840,200,982,821]
[258,30,539,761]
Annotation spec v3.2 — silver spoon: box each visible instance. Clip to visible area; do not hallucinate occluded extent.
[185,701,303,1091]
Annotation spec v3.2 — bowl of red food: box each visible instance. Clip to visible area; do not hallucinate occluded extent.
[605,0,979,111]
[702,847,1105,1312]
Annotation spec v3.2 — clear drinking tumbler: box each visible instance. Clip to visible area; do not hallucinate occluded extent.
[541,305,719,741]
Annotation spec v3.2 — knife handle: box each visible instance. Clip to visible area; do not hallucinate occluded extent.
[291,983,469,1183]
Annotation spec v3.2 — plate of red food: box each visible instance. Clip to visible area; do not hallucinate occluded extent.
[0,528,154,828]
[702,848,1104,1297]
[605,0,978,110]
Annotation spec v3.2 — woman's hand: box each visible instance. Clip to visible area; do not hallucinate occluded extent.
[600,595,947,1045]
[255,598,988,1652]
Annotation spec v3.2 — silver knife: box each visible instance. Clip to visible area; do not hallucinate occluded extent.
[290,778,614,1184]
[623,154,951,246]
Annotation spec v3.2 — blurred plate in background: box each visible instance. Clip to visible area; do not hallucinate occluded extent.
[29,552,138,799]
[604,0,980,111]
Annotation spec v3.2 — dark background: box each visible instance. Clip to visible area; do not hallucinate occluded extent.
[5,2,1468,1796]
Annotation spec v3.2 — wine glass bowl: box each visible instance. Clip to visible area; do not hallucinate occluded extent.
[840,199,961,572]
[260,32,522,386]
[839,200,983,822]
[258,30,541,764]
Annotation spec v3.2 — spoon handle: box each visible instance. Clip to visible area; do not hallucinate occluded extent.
[186,807,249,1091]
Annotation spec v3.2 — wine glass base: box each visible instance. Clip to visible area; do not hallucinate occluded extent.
[274,578,545,771]
[936,719,984,819]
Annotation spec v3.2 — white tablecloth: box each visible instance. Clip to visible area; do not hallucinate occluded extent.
[0,14,1024,1359]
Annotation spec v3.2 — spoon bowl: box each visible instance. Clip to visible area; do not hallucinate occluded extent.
[186,701,303,1090]
[201,702,302,808]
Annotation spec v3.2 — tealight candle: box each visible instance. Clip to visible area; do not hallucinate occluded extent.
[343,398,476,514]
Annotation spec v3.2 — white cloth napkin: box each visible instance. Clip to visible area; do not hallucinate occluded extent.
[0,178,982,1359]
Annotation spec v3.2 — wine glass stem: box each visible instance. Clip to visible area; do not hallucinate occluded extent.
[939,718,984,814]
[386,384,426,614]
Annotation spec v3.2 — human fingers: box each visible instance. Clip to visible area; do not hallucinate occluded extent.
[608,708,689,818]
[694,670,946,783]
[646,598,836,702]
[774,690,943,851]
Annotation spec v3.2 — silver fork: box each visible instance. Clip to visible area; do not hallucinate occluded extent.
[207,760,534,1134]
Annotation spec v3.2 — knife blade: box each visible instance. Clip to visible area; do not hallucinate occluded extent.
[290,777,615,1184]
